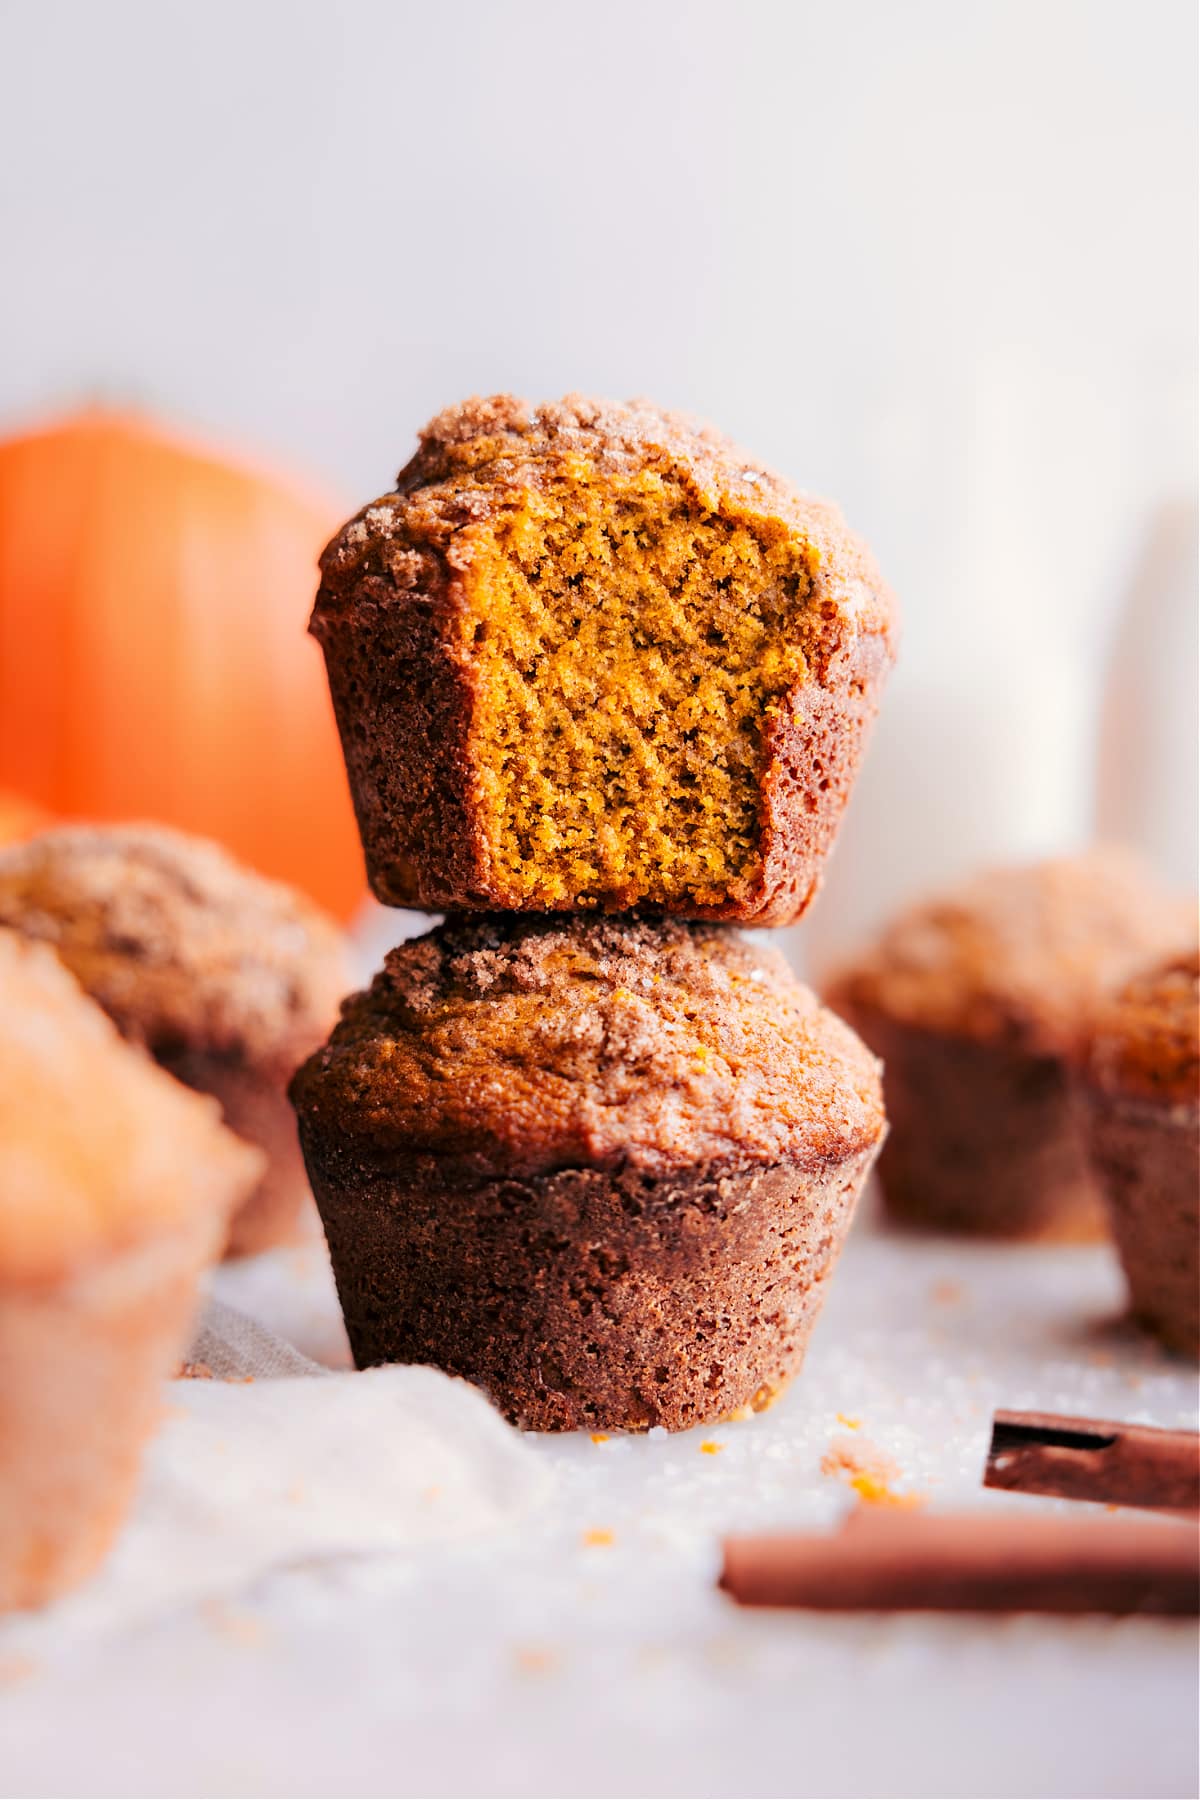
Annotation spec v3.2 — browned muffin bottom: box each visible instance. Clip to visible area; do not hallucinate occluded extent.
[291,914,886,1430]
[1083,949,1199,1356]
[313,394,897,926]
[826,850,1192,1240]
[822,1014,1102,1239]
[0,824,350,1257]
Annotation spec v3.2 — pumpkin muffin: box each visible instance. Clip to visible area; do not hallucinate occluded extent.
[290,914,886,1431]
[0,929,261,1612]
[312,394,897,925]
[826,850,1191,1239]
[1082,949,1199,1355]
[0,824,350,1256]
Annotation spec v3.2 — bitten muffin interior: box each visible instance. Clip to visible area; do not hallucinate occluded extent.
[460,472,818,910]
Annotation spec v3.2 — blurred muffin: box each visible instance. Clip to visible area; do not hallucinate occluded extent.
[313,394,897,925]
[0,824,349,1256]
[291,914,885,1431]
[826,850,1190,1239]
[0,929,261,1612]
[1082,949,1199,1355]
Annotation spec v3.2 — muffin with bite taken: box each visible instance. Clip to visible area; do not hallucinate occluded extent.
[1082,948,1199,1356]
[312,394,897,926]
[291,913,886,1432]
[0,824,349,1257]
[826,850,1190,1239]
[0,929,261,1612]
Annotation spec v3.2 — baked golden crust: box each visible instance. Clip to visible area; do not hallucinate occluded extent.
[290,915,884,1180]
[329,395,895,638]
[1087,948,1200,1108]
[827,849,1191,1062]
[313,394,897,924]
[0,929,261,1288]
[0,824,348,1078]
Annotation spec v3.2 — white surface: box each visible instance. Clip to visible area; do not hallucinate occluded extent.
[1,1339,548,1661]
[3,1208,1197,1799]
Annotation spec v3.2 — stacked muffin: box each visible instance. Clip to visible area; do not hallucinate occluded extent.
[291,395,899,1430]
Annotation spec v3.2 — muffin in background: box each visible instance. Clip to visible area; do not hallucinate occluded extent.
[0,824,350,1256]
[0,929,261,1612]
[1082,949,1199,1356]
[313,394,897,925]
[825,849,1191,1239]
[291,914,885,1432]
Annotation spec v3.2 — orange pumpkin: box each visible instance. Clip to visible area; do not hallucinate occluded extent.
[0,409,363,917]
[0,790,51,848]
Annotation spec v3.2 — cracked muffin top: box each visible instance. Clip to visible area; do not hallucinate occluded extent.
[290,914,885,1181]
[320,392,896,650]
[827,849,1192,1060]
[1087,947,1200,1107]
[0,824,349,1076]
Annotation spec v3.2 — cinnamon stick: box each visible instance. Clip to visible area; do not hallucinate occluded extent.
[985,1409,1200,1512]
[719,1509,1199,1614]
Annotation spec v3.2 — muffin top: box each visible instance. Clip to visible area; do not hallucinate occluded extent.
[0,824,349,1076]
[1087,948,1200,1107]
[0,929,262,1287]
[290,915,885,1180]
[317,393,897,652]
[827,849,1193,1059]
